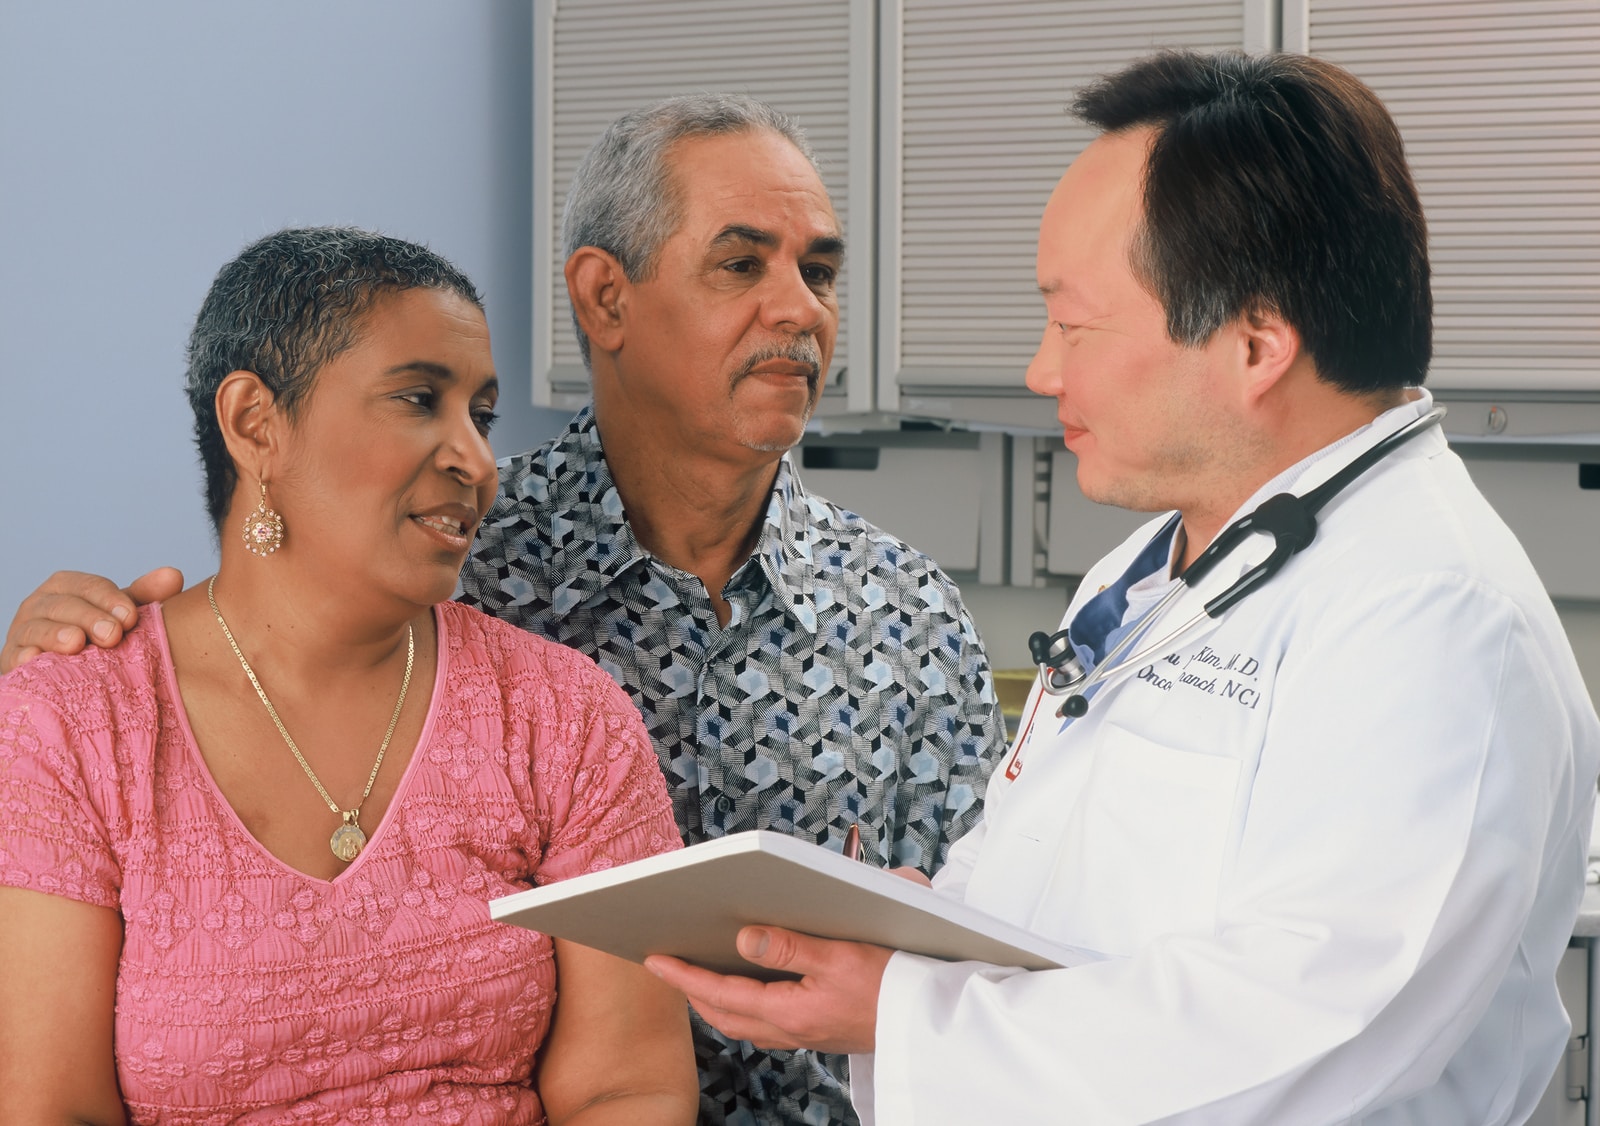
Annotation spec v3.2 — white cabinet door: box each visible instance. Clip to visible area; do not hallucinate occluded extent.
[880,0,1264,430]
[795,437,998,575]
[1457,456,1600,601]
[531,0,876,415]
[1296,0,1600,396]
[1527,942,1589,1126]
[1043,449,1159,577]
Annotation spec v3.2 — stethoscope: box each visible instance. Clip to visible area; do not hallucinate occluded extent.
[1027,407,1446,721]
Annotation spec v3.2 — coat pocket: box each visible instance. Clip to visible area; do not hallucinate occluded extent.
[1046,725,1242,957]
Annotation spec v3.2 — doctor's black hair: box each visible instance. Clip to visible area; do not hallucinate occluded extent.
[185,227,483,533]
[1072,50,1431,393]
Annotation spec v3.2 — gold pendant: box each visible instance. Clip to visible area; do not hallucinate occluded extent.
[330,813,366,862]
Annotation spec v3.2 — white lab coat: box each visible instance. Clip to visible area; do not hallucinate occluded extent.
[854,392,1600,1125]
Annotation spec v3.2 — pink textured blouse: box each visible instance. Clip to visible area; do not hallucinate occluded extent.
[0,600,681,1125]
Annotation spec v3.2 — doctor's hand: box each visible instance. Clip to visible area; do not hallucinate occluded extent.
[645,926,892,1055]
[1,567,184,674]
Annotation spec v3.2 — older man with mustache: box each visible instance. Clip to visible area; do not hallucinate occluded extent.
[466,97,1005,1123]
[2,94,1006,1126]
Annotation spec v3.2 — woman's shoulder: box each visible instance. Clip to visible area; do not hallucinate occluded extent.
[0,611,168,722]
[435,603,648,760]
[0,612,169,844]
[438,600,617,693]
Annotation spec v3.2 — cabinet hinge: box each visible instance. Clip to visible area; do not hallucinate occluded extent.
[1566,1033,1588,1102]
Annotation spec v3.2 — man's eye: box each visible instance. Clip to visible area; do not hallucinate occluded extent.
[724,259,757,274]
[803,264,837,287]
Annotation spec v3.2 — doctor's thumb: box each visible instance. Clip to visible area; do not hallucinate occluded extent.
[737,926,778,963]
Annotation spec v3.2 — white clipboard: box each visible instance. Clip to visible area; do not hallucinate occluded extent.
[489,830,1091,981]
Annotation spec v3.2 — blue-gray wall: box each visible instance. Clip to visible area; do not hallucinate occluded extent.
[0,1,569,616]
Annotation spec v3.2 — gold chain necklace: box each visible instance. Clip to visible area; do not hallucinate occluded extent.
[207,576,414,862]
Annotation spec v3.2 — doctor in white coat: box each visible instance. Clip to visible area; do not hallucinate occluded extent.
[647,50,1600,1124]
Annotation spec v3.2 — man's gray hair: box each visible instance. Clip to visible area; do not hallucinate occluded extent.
[561,92,819,366]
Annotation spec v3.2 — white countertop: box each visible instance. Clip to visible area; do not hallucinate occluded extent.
[1575,882,1600,939]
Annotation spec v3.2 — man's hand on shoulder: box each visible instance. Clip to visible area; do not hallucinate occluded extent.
[1,567,184,674]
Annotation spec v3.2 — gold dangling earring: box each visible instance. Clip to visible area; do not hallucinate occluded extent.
[242,481,285,556]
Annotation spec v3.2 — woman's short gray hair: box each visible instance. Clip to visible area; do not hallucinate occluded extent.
[561,93,818,366]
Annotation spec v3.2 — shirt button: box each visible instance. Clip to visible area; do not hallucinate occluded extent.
[714,795,734,814]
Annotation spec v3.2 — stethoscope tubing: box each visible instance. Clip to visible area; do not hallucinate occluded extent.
[1055,605,1214,713]
[1038,578,1192,702]
[1030,406,1446,720]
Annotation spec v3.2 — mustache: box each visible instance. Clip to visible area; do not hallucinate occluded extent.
[732,338,823,383]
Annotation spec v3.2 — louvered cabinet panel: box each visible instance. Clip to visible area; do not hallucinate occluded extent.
[1300,0,1600,394]
[881,0,1257,429]
[532,0,873,413]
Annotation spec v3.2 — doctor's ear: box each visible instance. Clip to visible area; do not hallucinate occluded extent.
[565,247,628,355]
[1235,306,1303,401]
[214,370,283,482]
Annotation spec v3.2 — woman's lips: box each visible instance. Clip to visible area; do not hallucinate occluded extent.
[415,514,466,536]
[409,503,480,550]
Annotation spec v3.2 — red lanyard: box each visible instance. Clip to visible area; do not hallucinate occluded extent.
[1003,685,1052,781]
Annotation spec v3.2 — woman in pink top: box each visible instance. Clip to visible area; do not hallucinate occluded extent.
[0,229,697,1125]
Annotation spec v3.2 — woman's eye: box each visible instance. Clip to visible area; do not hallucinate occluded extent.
[474,409,500,435]
[399,390,435,409]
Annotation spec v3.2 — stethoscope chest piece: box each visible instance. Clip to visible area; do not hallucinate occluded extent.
[1029,629,1093,718]
[1030,629,1084,691]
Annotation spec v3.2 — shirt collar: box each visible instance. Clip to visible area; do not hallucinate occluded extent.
[1068,514,1180,667]
[1231,388,1439,523]
[541,404,820,634]
[1170,389,1441,600]
[743,454,822,635]
[537,405,651,616]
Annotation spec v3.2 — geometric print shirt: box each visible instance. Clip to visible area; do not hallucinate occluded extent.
[459,405,1007,1126]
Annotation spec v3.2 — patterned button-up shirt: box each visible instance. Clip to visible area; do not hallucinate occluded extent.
[460,406,1006,1126]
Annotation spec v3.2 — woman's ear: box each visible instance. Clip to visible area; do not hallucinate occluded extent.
[564,247,629,357]
[215,371,281,487]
